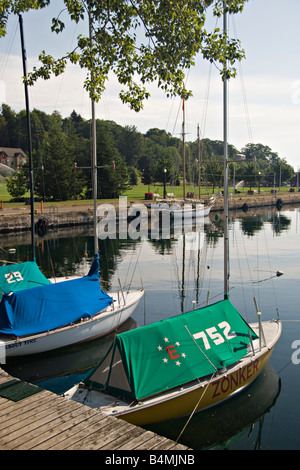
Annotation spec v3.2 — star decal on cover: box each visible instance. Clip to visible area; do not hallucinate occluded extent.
[157,337,186,366]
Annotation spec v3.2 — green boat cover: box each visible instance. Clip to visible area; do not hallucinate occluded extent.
[85,299,258,400]
[0,261,50,297]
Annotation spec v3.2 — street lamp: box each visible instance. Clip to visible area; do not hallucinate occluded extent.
[163,168,167,198]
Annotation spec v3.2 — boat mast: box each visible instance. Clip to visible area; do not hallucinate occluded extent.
[19,15,35,261]
[223,3,229,300]
[197,124,201,199]
[182,98,186,200]
[89,13,98,256]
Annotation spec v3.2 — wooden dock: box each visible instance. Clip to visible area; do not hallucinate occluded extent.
[0,369,190,451]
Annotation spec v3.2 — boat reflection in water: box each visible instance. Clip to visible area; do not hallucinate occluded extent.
[2,317,282,450]
[2,318,139,395]
[145,363,281,450]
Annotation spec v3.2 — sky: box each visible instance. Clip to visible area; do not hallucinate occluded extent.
[1,0,300,170]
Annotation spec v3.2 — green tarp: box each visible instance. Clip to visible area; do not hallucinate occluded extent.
[0,261,50,297]
[86,299,258,401]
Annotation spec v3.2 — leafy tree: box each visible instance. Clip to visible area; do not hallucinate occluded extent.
[1,1,248,112]
[241,143,294,186]
[114,125,143,167]
[153,146,180,184]
[0,104,17,147]
[242,161,256,190]
[128,167,139,186]
[6,170,28,200]
[34,113,84,200]
[0,114,10,147]
[271,159,294,187]
[96,122,130,198]
[205,159,223,192]
[241,143,277,165]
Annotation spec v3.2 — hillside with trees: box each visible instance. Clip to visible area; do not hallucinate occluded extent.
[0,104,295,201]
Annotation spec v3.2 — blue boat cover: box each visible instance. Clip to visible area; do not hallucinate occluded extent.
[0,255,112,337]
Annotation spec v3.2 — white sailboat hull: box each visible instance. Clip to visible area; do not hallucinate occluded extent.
[1,289,144,357]
[150,202,212,219]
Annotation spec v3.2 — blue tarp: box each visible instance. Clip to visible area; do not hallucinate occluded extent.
[0,255,112,337]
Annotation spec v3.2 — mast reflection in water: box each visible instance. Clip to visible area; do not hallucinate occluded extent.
[2,207,300,449]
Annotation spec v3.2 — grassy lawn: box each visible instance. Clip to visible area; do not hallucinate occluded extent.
[0,180,297,208]
[0,183,12,202]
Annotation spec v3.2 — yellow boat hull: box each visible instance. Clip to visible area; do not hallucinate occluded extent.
[117,346,274,426]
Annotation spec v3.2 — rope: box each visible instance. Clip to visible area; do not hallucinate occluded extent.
[184,325,218,372]
[176,371,217,443]
[0,17,18,81]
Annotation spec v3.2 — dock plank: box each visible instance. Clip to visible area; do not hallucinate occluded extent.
[0,368,191,450]
[63,417,132,450]
[12,404,99,450]
[0,395,57,436]
[32,410,110,450]
[115,430,157,450]
[2,400,82,449]
[98,425,147,450]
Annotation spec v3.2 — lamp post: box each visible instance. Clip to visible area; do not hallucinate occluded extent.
[163,168,167,198]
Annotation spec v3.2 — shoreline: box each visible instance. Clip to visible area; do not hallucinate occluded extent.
[0,191,300,235]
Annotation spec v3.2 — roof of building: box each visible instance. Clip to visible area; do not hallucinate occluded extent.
[0,148,27,159]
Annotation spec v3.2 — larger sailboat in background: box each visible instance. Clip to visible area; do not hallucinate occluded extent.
[65,5,282,426]
[155,96,215,219]
[0,15,144,357]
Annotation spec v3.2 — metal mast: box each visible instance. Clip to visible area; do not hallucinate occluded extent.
[19,15,35,260]
[89,12,98,256]
[223,3,229,299]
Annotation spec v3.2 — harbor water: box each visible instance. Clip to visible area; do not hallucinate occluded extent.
[1,205,300,450]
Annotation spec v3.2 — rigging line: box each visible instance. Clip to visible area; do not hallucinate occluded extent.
[276,359,293,376]
[240,225,256,299]
[198,14,218,140]
[176,372,218,443]
[196,286,234,308]
[184,324,218,372]
[125,239,145,290]
[234,222,248,318]
[0,17,19,81]
[53,22,80,112]
[206,232,215,296]
[256,231,260,306]
[263,226,279,314]
[171,68,190,138]
[200,61,212,138]
[231,16,253,144]
[165,96,176,134]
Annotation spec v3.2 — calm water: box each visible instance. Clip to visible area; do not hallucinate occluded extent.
[1,205,300,450]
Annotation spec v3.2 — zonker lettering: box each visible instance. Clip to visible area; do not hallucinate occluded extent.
[211,359,259,398]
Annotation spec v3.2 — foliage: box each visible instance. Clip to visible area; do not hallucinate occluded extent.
[31,113,80,200]
[0,104,296,201]
[95,121,130,198]
[6,170,28,200]
[1,0,248,111]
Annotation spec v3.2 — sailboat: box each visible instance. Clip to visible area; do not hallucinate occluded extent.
[155,98,215,219]
[65,7,281,426]
[0,15,144,357]
[0,16,52,296]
